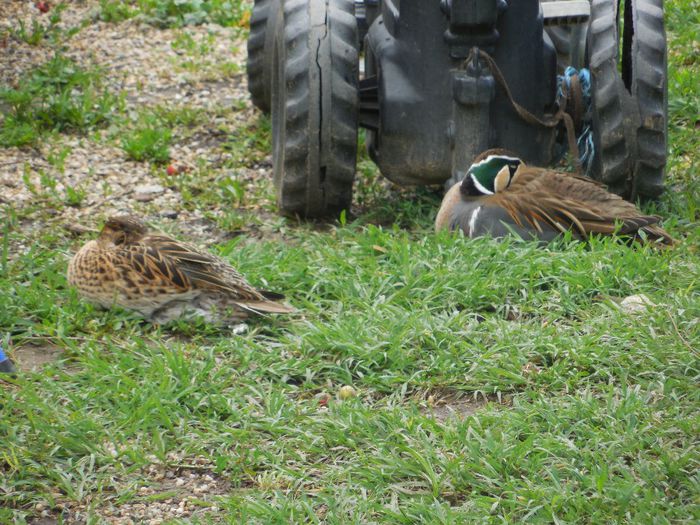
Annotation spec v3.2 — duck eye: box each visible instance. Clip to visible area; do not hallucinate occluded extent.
[113,232,127,245]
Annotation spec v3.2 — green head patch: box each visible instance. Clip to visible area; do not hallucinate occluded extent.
[460,155,524,196]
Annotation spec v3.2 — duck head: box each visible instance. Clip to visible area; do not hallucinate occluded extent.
[460,153,524,197]
[99,215,148,246]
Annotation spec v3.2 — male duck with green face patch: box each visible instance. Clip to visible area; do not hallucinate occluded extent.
[435,149,673,245]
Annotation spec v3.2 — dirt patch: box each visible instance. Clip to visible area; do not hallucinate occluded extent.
[422,392,510,422]
[426,397,489,422]
[13,343,64,371]
[27,519,60,525]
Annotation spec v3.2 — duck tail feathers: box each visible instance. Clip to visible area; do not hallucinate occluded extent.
[235,300,297,315]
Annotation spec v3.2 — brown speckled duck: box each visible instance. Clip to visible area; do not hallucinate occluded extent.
[67,215,295,323]
[435,151,673,245]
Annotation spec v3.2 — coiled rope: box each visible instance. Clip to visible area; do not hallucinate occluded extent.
[559,66,595,175]
[464,48,582,174]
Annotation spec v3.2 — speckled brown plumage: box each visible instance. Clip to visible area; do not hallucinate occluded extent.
[67,216,295,323]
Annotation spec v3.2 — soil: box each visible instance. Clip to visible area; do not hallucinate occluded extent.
[12,343,64,371]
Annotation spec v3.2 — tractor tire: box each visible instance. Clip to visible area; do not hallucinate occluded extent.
[246,0,279,113]
[588,0,634,197]
[625,0,667,199]
[588,0,667,200]
[271,0,359,218]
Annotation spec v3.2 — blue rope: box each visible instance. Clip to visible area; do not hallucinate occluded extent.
[564,66,591,107]
[558,66,595,174]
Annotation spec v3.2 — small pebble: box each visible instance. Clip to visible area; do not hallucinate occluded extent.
[160,209,180,219]
[133,184,165,202]
[231,323,248,335]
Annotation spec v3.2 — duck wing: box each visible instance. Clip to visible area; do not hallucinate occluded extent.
[131,234,295,313]
[116,241,192,292]
[491,169,673,244]
[133,235,260,297]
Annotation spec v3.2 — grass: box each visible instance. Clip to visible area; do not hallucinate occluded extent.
[98,0,139,23]
[0,223,698,523]
[10,18,55,46]
[99,0,251,29]
[5,3,80,47]
[0,0,698,523]
[168,29,245,76]
[121,115,173,164]
[0,54,120,147]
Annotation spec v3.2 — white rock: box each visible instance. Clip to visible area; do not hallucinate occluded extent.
[620,294,656,314]
[231,323,248,335]
[134,184,165,195]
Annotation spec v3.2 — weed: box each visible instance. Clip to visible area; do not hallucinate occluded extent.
[0,55,120,147]
[222,113,271,166]
[217,175,246,205]
[121,124,172,164]
[19,164,87,211]
[98,0,138,23]
[171,29,214,56]
[46,145,72,174]
[196,59,243,81]
[0,118,37,147]
[117,104,222,163]
[137,0,250,29]
[150,104,206,128]
[7,3,83,46]
[10,18,50,46]
[0,207,14,273]
[169,29,246,77]
[64,185,87,207]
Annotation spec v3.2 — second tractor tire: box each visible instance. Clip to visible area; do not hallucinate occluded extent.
[247,0,279,113]
[588,0,668,200]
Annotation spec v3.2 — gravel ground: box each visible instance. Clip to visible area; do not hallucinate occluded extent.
[0,0,274,256]
[2,1,261,522]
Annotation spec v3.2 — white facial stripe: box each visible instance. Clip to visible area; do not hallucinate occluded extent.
[470,174,493,195]
[468,205,482,237]
[480,155,521,164]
